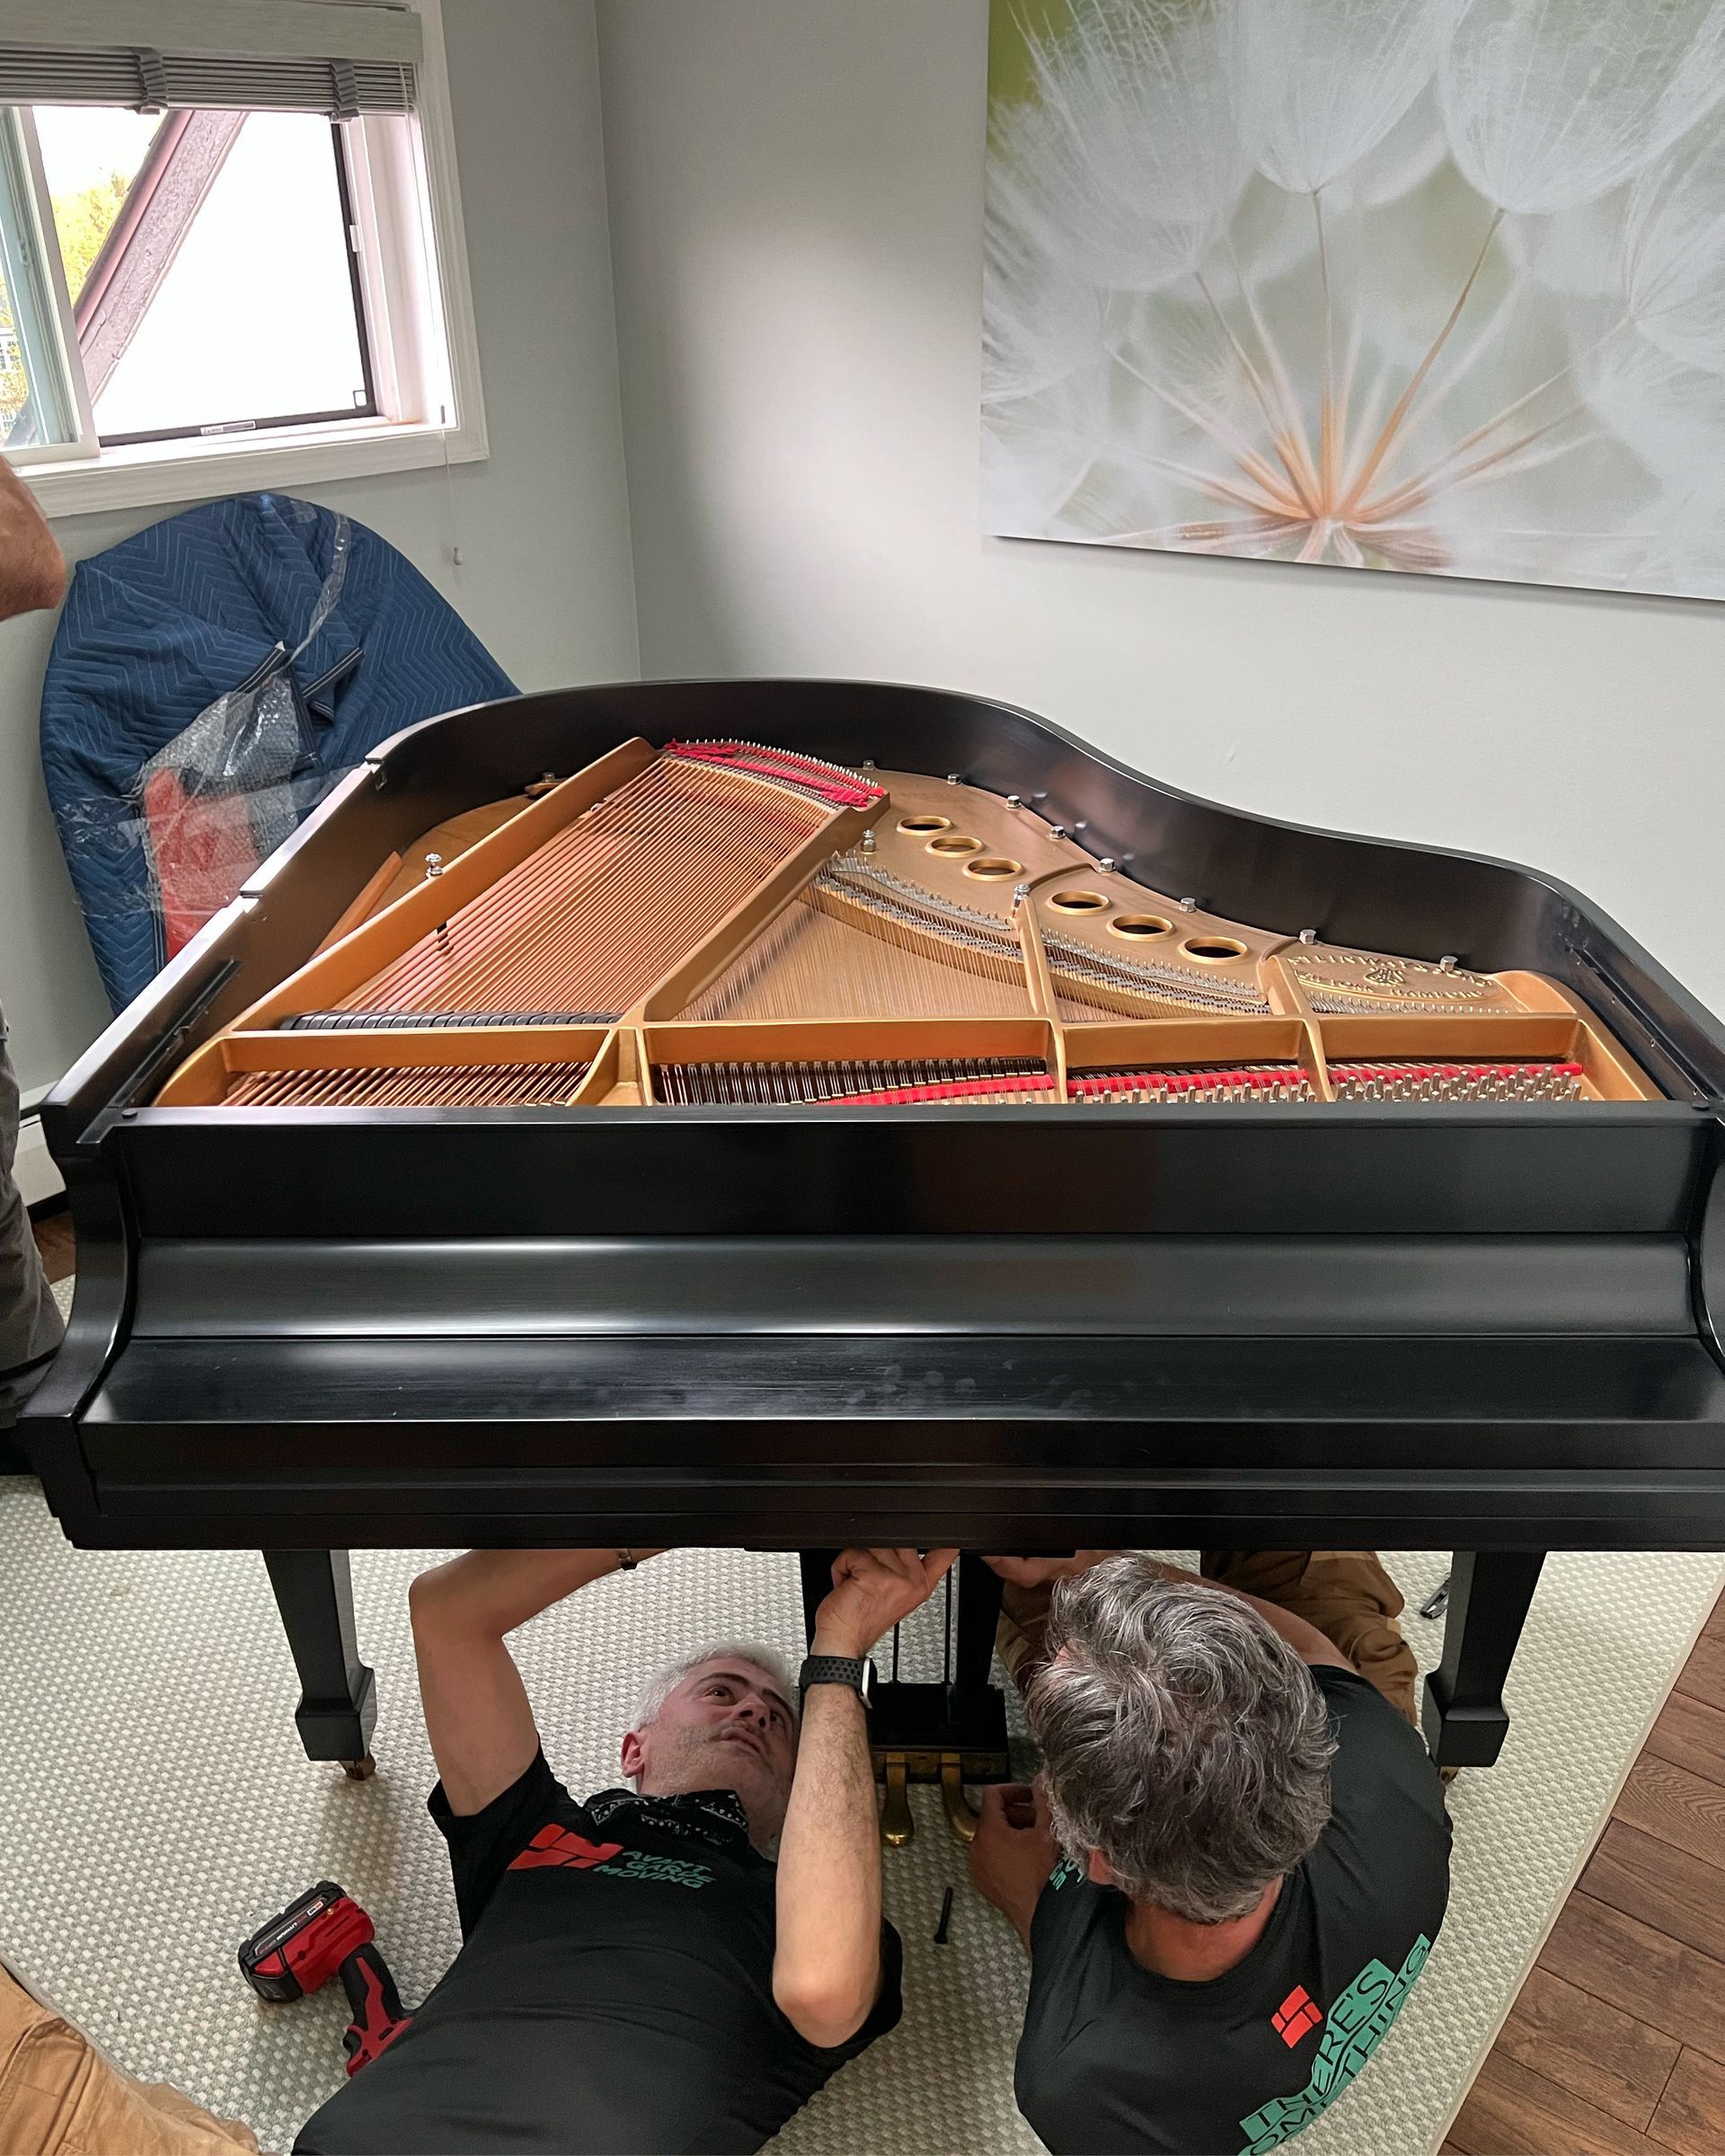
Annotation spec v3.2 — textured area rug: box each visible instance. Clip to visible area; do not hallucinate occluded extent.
[0,1476,1717,2156]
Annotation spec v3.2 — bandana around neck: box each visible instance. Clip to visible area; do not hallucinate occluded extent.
[586,1786,754,1850]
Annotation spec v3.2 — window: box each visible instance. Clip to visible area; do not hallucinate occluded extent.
[0,0,484,514]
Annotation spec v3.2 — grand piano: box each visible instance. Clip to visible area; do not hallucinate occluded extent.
[25,680,1725,1829]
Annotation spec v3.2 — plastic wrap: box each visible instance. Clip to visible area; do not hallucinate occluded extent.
[62,510,356,972]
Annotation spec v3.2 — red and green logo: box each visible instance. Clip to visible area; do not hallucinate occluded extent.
[1239,1935,1432,2153]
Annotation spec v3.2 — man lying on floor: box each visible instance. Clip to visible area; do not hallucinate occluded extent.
[295,1543,953,2155]
[969,1551,1452,2156]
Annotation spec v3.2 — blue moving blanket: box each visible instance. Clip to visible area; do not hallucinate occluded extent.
[41,491,515,1010]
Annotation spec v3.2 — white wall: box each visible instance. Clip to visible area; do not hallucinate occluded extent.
[1,0,638,1097]
[596,0,1725,1020]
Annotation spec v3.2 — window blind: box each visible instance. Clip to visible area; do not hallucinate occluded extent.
[0,1,421,118]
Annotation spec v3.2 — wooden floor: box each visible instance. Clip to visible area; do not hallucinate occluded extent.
[1443,1591,1725,2155]
[31,1207,75,1287]
[24,1207,1725,2151]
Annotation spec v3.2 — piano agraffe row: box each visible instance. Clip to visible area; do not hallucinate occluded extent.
[150,735,1659,1112]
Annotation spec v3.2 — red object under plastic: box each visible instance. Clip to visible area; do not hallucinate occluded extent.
[140,765,266,961]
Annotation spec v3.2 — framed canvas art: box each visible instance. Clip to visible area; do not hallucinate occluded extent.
[982,1,1725,598]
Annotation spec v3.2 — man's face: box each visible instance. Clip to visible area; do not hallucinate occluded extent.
[621,1657,800,1846]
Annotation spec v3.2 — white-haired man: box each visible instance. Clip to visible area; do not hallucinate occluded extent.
[296,1543,954,2154]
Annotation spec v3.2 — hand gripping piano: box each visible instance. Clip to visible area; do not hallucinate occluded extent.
[25,682,1725,1833]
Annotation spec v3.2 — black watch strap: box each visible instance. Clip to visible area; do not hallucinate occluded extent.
[799,1654,874,1708]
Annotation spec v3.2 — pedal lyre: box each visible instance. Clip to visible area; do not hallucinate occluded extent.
[880,1754,914,1846]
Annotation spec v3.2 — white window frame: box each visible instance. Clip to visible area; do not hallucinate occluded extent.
[4,0,484,517]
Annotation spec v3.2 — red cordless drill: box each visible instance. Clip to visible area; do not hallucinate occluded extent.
[238,1882,412,2074]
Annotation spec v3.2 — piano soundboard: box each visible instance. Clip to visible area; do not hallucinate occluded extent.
[151,738,1658,1115]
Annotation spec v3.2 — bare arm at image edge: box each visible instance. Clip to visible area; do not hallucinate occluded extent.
[0,461,66,619]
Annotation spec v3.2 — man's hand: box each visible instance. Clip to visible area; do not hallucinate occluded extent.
[0,460,65,620]
[969,1780,1061,1949]
[811,1546,959,1659]
[983,1551,1113,1590]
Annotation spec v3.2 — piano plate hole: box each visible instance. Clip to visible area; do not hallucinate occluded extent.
[965,855,1022,879]
[1182,935,1249,962]
[898,816,951,835]
[1109,915,1172,940]
[927,833,982,856]
[1048,889,1109,914]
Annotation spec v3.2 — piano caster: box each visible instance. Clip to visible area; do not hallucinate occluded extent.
[880,1754,914,1846]
[940,1755,978,1844]
[341,1754,376,1781]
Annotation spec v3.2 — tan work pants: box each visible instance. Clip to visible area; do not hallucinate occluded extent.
[1001,1550,1422,1729]
[0,1966,261,2156]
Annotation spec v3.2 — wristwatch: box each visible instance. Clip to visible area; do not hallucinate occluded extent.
[799,1654,876,1709]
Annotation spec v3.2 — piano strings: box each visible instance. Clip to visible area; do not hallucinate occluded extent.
[151,742,1660,1113]
[226,1061,594,1108]
[341,754,833,1023]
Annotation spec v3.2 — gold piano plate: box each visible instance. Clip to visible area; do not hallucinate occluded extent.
[150,738,1662,1109]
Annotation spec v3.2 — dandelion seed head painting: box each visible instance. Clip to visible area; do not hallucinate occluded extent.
[982,0,1725,597]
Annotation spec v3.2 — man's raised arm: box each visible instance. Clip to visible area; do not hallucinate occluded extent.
[409,1549,663,1815]
[773,1547,956,2049]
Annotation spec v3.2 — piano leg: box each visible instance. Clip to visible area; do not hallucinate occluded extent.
[263,1550,378,1777]
[1420,1551,1546,1771]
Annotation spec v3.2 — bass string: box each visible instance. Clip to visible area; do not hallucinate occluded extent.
[686,890,1031,1021]
[346,760,827,1017]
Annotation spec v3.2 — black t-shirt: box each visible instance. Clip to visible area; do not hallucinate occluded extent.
[1015,1667,1451,2156]
[295,1751,902,2155]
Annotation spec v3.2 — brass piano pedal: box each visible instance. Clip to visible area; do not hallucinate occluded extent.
[941,1754,978,1843]
[880,1754,914,1847]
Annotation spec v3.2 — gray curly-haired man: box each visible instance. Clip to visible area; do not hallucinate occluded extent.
[969,1551,1451,2156]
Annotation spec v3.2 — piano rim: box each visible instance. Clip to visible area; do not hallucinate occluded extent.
[39,676,1725,1156]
